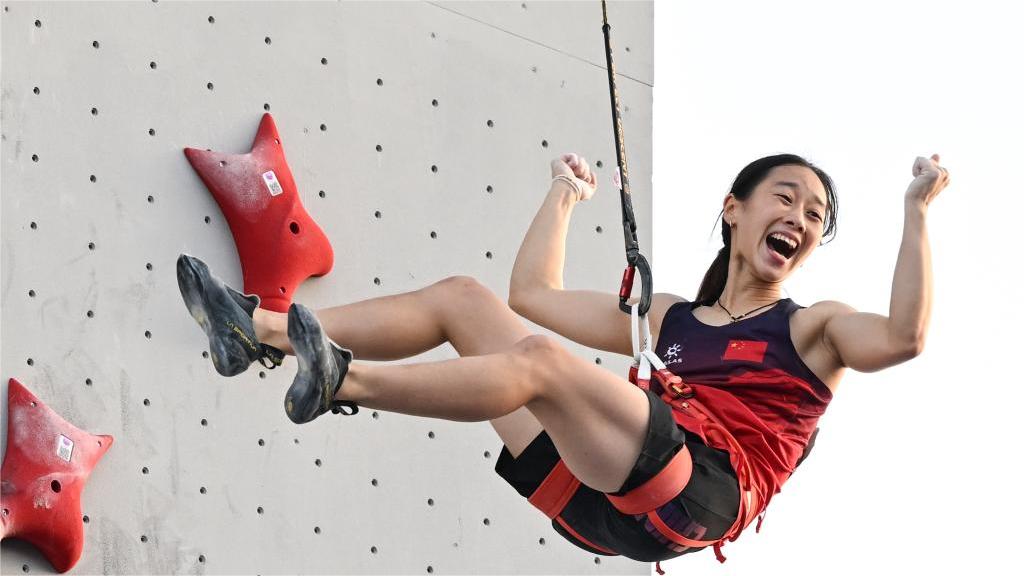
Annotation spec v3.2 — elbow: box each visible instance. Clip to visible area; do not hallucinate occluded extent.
[899,335,926,360]
[508,286,540,317]
[888,323,926,360]
[909,336,926,358]
[509,283,556,317]
[508,289,528,316]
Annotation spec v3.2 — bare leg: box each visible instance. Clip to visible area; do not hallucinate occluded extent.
[257,276,650,492]
[253,276,544,456]
[337,334,651,494]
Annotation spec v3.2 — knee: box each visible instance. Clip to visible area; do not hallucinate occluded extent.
[512,335,572,390]
[432,275,494,304]
[514,334,563,357]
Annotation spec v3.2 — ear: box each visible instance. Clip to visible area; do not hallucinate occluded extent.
[722,194,737,226]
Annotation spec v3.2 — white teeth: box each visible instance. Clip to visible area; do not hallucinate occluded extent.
[768,233,797,250]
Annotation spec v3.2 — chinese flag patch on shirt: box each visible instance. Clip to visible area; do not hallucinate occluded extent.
[722,339,768,363]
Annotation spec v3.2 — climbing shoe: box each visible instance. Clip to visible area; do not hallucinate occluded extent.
[176,254,285,377]
[284,302,358,424]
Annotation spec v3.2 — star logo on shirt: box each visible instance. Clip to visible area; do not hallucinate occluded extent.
[666,343,682,358]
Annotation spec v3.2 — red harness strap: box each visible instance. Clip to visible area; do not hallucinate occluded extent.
[527,459,579,519]
[605,445,693,514]
[525,307,762,566]
[524,366,699,559]
[655,373,767,562]
[526,460,618,555]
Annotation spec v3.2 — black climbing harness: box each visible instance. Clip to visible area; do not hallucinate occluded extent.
[601,0,653,316]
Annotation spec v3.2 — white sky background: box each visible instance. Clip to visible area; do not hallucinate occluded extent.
[651,0,1022,574]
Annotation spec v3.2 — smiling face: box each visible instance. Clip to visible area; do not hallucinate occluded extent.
[723,164,828,283]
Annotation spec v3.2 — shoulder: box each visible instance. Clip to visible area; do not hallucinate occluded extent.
[649,293,689,349]
[795,300,858,362]
[651,293,689,321]
[794,299,856,339]
[802,299,857,318]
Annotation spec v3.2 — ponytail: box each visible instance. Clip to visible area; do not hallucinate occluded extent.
[695,224,731,306]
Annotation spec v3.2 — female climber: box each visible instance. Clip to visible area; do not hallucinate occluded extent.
[176,151,948,564]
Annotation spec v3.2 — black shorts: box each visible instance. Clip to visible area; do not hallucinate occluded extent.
[495,388,740,562]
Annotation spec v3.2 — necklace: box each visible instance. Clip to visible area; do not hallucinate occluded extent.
[716,297,783,323]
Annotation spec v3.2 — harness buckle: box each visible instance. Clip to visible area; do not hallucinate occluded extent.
[670,383,694,399]
[658,371,693,399]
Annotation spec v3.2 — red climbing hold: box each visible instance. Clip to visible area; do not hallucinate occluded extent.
[0,378,113,573]
[184,113,334,312]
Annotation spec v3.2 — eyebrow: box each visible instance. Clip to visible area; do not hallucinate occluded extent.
[775,181,826,209]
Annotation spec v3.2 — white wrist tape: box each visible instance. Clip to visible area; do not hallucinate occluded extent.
[551,175,582,202]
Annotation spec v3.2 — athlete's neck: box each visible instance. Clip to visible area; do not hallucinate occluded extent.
[716,281,784,313]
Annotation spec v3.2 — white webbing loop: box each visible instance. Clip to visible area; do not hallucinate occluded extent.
[631,303,655,382]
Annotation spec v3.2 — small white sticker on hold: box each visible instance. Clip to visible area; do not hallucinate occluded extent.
[262,170,284,197]
[57,434,74,463]
[614,167,622,191]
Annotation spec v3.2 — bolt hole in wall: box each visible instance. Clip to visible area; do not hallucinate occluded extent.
[0,4,655,574]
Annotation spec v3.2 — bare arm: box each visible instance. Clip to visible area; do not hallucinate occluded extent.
[509,156,682,355]
[823,155,949,371]
[509,179,577,298]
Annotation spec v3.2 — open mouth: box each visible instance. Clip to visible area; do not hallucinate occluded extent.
[765,233,798,260]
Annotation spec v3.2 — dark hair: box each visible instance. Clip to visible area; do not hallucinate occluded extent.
[695,154,838,305]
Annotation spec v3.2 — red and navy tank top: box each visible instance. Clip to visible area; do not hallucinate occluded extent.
[654,298,834,502]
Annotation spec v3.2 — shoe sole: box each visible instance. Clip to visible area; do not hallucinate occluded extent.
[176,254,260,377]
[284,303,346,424]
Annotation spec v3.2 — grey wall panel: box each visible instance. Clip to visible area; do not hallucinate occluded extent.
[1,2,652,574]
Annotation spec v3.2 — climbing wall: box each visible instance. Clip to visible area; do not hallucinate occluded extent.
[1,1,652,574]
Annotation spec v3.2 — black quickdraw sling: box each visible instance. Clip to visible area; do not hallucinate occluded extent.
[601,0,653,318]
